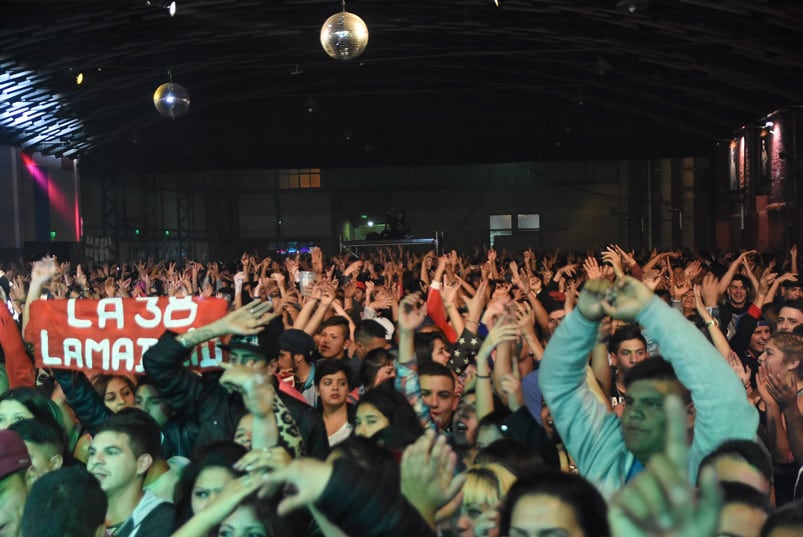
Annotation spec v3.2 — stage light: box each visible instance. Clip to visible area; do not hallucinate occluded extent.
[75,72,84,85]
[147,0,177,17]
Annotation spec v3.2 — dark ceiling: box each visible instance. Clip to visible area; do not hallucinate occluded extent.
[1,0,803,172]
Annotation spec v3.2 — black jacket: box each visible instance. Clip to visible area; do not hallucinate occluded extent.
[315,458,436,537]
[142,331,329,458]
[52,368,197,459]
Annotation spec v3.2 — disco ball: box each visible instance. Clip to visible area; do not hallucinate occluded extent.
[153,82,190,119]
[320,11,369,60]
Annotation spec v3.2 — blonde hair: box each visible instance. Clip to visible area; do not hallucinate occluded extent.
[462,463,518,508]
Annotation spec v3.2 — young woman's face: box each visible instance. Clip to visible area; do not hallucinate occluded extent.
[234,414,253,451]
[0,400,34,429]
[354,403,390,438]
[217,504,268,537]
[508,493,585,537]
[191,466,236,514]
[104,377,135,412]
[317,371,349,408]
[759,339,798,378]
[431,338,451,365]
[456,500,493,537]
[372,361,396,388]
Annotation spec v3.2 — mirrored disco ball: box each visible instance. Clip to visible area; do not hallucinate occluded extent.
[320,11,369,60]
[153,82,190,119]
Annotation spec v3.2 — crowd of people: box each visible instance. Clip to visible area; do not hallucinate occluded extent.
[0,243,802,537]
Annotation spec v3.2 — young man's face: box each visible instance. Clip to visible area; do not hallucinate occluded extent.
[88,431,149,497]
[318,326,349,359]
[612,339,648,376]
[135,385,172,428]
[452,392,478,449]
[621,379,688,464]
[0,471,27,537]
[782,286,801,302]
[23,441,62,487]
[228,348,265,366]
[749,325,771,355]
[547,309,566,334]
[277,350,294,371]
[354,336,386,360]
[728,281,748,307]
[776,306,803,333]
[420,374,457,429]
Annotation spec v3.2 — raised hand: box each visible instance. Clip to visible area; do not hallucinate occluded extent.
[398,293,426,331]
[31,256,57,283]
[575,278,613,322]
[764,367,799,411]
[263,458,334,515]
[583,256,603,280]
[602,247,625,279]
[684,259,702,282]
[600,276,655,321]
[401,430,466,526]
[218,299,276,335]
[726,351,751,388]
[612,244,637,270]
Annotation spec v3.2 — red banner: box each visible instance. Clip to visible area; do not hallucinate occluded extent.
[24,297,229,374]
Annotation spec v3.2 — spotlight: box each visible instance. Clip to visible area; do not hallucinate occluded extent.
[367,221,374,227]
[616,0,648,13]
[147,0,177,17]
[75,72,84,85]
[765,120,774,129]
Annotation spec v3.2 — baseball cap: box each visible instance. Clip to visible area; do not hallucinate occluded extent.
[0,430,31,479]
[218,334,269,360]
[278,329,315,357]
[374,317,395,341]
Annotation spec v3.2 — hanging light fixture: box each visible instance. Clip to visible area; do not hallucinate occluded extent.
[153,71,190,119]
[320,0,369,60]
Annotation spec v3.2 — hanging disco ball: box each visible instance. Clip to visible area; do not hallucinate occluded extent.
[320,11,369,60]
[153,82,190,119]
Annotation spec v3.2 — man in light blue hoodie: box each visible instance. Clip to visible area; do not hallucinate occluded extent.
[539,276,758,499]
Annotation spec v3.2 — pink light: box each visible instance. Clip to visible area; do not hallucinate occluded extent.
[21,152,75,239]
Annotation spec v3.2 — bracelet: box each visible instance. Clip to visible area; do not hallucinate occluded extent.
[705,319,718,328]
[476,373,491,379]
[466,319,479,325]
